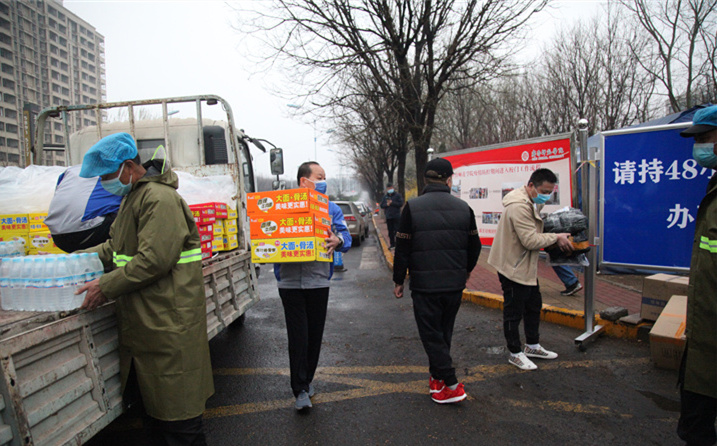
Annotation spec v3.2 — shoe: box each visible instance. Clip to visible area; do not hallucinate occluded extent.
[429,376,445,394]
[334,265,347,272]
[308,384,315,398]
[524,345,558,360]
[295,391,312,410]
[560,282,583,296]
[431,383,467,404]
[509,352,537,370]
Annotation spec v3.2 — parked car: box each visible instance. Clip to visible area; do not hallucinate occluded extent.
[353,201,371,237]
[335,201,366,246]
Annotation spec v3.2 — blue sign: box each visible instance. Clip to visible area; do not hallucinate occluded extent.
[602,127,711,269]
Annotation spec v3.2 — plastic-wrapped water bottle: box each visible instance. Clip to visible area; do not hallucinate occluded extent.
[87,253,104,281]
[0,258,11,310]
[9,257,25,311]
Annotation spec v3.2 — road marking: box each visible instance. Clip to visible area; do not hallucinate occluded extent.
[359,246,380,269]
[205,357,657,419]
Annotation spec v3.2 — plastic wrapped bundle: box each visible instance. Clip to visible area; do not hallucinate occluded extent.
[543,207,588,235]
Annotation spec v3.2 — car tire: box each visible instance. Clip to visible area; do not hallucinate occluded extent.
[353,235,361,247]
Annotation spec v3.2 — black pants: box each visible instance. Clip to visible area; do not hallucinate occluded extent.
[411,290,463,386]
[279,287,330,397]
[53,213,117,253]
[498,273,542,354]
[678,346,717,445]
[124,362,207,446]
[386,218,399,247]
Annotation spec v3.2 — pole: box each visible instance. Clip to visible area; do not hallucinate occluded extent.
[575,118,604,350]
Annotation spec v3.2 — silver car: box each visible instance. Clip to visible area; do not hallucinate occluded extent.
[335,201,366,247]
[353,201,371,238]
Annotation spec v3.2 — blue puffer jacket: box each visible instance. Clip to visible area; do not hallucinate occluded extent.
[274,201,352,289]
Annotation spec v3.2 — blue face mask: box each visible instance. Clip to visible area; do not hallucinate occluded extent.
[387,189,395,194]
[101,163,133,196]
[693,143,717,169]
[532,193,551,205]
[314,180,327,195]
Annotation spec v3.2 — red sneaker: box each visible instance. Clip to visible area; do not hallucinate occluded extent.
[429,376,444,394]
[431,383,467,404]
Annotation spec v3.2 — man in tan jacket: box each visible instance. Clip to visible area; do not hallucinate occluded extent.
[488,168,573,370]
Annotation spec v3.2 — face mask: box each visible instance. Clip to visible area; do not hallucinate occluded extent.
[693,143,717,169]
[532,193,551,205]
[101,163,133,196]
[305,178,327,195]
[387,189,395,194]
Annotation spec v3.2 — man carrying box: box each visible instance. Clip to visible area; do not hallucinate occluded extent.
[677,105,717,446]
[274,161,351,410]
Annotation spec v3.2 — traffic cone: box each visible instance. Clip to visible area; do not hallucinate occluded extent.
[333,250,346,272]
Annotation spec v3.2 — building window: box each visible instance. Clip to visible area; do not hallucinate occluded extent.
[0,122,4,131]
[5,109,16,119]
[2,78,14,89]
[5,123,17,133]
[3,93,15,103]
[6,138,18,148]
[54,134,63,144]
[1,63,12,74]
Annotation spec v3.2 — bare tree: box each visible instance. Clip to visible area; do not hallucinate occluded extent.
[619,0,717,112]
[239,0,548,191]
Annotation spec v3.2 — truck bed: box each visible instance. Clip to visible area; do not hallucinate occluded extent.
[0,249,258,446]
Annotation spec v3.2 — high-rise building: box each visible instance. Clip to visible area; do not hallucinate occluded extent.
[0,0,105,167]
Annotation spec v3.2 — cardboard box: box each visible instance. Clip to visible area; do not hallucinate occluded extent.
[189,205,216,225]
[190,202,227,219]
[224,219,238,236]
[227,209,238,219]
[212,238,224,251]
[220,234,238,251]
[250,212,331,240]
[649,295,687,370]
[251,236,331,263]
[641,274,690,321]
[247,188,329,216]
[28,212,49,232]
[0,214,29,233]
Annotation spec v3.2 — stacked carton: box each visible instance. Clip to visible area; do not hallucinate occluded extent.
[0,213,63,255]
[641,273,689,321]
[189,203,218,260]
[190,202,239,256]
[649,295,687,370]
[247,188,331,263]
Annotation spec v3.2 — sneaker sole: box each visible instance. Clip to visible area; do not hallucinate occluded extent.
[429,389,443,394]
[431,393,467,404]
[524,353,558,360]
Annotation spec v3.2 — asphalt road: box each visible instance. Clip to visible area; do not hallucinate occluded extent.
[89,233,683,446]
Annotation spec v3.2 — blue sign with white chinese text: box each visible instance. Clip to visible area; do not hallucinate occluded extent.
[602,127,711,270]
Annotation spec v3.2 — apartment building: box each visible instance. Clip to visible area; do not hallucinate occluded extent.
[0,0,105,167]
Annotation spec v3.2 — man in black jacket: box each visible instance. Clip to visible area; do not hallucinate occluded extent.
[393,158,482,404]
[380,182,403,249]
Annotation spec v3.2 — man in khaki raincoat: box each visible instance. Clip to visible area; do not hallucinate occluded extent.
[77,133,213,445]
[677,106,717,446]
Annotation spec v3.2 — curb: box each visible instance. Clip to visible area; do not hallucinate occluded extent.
[373,216,649,340]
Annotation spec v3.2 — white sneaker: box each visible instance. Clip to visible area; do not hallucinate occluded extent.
[524,345,558,360]
[509,352,537,370]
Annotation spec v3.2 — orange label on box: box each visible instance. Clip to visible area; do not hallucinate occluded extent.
[250,211,331,240]
[247,188,329,216]
[251,236,331,263]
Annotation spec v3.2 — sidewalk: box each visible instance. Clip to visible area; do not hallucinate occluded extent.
[373,214,643,316]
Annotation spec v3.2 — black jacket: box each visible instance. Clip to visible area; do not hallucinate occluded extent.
[393,183,481,293]
[380,191,404,220]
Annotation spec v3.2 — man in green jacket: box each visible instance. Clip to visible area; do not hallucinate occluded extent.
[678,105,717,446]
[77,133,214,445]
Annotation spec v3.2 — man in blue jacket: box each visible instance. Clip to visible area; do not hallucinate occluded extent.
[274,161,352,410]
[380,182,403,249]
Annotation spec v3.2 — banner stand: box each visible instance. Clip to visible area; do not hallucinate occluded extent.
[575,120,604,351]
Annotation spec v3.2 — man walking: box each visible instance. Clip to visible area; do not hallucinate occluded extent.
[677,105,717,446]
[393,158,481,404]
[380,182,403,249]
[274,161,352,410]
[77,133,213,444]
[488,168,573,371]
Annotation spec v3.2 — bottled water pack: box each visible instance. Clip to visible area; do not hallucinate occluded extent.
[0,241,24,258]
[0,253,104,312]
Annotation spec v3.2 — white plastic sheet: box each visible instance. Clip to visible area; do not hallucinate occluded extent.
[175,171,237,208]
[0,165,66,214]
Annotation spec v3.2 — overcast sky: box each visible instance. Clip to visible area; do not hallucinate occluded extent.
[62,0,604,183]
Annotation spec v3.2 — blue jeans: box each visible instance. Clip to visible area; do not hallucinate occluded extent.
[552,265,578,288]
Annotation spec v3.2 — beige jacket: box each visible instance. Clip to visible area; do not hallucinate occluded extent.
[487,186,558,286]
